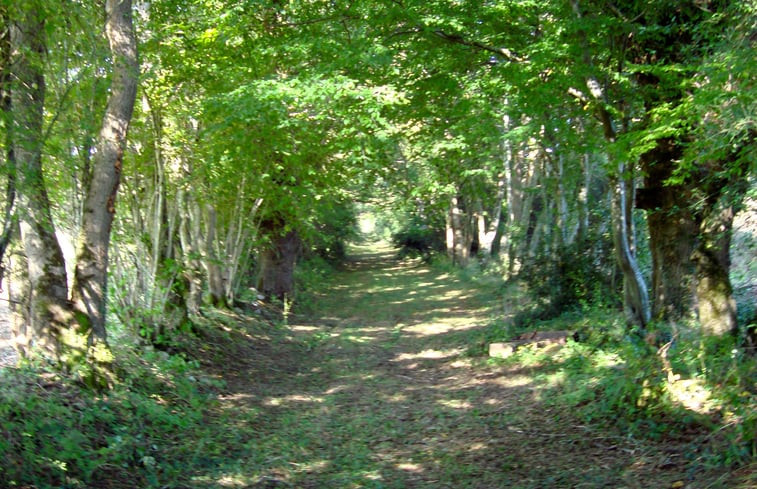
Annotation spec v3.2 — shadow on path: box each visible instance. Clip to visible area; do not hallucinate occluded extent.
[194,243,740,489]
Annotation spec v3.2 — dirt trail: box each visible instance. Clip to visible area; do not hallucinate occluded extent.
[199,243,739,488]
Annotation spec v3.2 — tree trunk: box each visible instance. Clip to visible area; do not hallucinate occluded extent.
[576,153,591,242]
[638,142,743,336]
[447,195,469,266]
[637,140,698,323]
[258,225,302,301]
[445,200,455,261]
[692,191,740,336]
[8,237,29,359]
[70,0,138,365]
[489,174,506,257]
[0,11,15,280]
[178,191,204,316]
[11,7,70,360]
[570,0,651,329]
[202,204,227,307]
[489,108,512,258]
[611,164,651,328]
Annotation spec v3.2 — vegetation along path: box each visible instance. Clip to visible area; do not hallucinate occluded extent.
[192,243,743,489]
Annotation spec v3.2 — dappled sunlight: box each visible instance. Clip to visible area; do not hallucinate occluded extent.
[188,473,251,487]
[437,398,473,410]
[403,320,480,336]
[396,462,424,472]
[666,378,717,414]
[489,374,533,389]
[385,392,409,402]
[325,384,351,394]
[218,392,255,403]
[264,394,325,406]
[191,242,741,489]
[292,459,330,473]
[290,325,320,332]
[393,348,461,362]
[215,475,249,487]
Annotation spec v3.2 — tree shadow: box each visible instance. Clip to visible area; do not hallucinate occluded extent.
[188,244,744,488]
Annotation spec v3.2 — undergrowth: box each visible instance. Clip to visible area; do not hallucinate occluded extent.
[491,309,757,470]
[0,335,224,488]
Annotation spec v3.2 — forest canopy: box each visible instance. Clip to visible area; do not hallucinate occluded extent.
[0,0,755,486]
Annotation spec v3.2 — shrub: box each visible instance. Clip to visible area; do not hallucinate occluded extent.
[0,347,218,488]
[518,233,620,318]
[391,219,445,262]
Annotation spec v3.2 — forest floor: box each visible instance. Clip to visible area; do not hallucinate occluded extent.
[189,242,750,489]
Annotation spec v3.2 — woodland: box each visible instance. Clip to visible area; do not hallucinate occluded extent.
[0,0,756,487]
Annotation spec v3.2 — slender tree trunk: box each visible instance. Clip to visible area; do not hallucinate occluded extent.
[445,200,455,261]
[489,109,512,257]
[202,204,227,307]
[570,0,651,329]
[448,195,469,266]
[489,174,506,257]
[556,153,569,246]
[70,0,138,363]
[576,153,591,242]
[11,7,70,360]
[612,166,651,328]
[475,208,488,256]
[8,237,29,359]
[178,191,204,316]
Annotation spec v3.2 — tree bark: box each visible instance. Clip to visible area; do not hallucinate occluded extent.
[0,10,15,281]
[11,7,70,359]
[692,181,744,336]
[447,195,470,266]
[693,206,737,336]
[637,140,699,323]
[570,0,651,329]
[8,236,29,359]
[178,191,204,316]
[202,204,227,307]
[71,0,138,359]
[258,224,302,301]
[611,168,651,328]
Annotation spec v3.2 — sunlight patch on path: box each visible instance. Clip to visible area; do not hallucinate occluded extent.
[264,394,325,406]
[200,241,745,489]
[393,348,462,362]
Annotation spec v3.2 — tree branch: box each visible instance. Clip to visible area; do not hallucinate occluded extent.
[431,29,525,63]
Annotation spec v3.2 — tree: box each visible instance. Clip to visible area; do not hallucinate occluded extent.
[5,0,138,380]
[9,2,71,359]
[70,0,138,359]
[574,0,754,335]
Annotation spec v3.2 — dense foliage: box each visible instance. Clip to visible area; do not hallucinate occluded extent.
[0,0,754,486]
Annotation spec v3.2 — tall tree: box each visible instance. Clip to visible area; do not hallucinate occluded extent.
[10,2,70,359]
[71,0,138,357]
[5,0,138,378]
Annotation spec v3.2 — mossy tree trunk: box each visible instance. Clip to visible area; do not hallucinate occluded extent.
[637,141,698,323]
[11,6,71,360]
[692,180,743,336]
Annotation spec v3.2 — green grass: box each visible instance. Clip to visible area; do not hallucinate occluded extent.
[1,241,754,488]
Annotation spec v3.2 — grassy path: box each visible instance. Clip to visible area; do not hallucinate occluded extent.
[195,243,738,488]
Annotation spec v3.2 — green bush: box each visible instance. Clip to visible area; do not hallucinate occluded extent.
[499,308,756,469]
[391,219,445,262]
[518,234,620,318]
[311,201,359,262]
[0,347,219,488]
